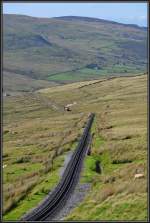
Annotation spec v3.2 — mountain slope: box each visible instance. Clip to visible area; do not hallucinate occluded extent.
[3,71,56,94]
[3,14,147,87]
[3,74,147,220]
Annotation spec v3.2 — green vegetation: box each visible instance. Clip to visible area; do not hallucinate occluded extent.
[47,67,141,83]
[81,156,100,183]
[3,168,59,220]
[63,74,147,221]
[3,71,56,94]
[65,193,147,221]
[3,92,87,220]
[3,74,147,220]
[3,14,147,92]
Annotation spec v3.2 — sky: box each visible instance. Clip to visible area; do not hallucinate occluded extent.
[3,2,148,27]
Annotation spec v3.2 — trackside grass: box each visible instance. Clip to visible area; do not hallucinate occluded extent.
[3,74,147,220]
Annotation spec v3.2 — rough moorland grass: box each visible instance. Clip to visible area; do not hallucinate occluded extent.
[66,193,147,221]
[3,169,59,220]
[3,93,88,219]
[62,74,147,220]
[3,74,147,220]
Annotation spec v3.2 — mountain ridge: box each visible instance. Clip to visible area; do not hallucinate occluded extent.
[4,14,147,29]
[54,15,147,29]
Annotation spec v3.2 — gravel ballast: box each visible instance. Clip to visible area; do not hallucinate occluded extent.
[48,150,91,221]
[49,183,91,221]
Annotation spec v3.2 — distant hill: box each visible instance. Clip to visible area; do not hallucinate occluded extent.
[56,16,147,30]
[3,14,147,90]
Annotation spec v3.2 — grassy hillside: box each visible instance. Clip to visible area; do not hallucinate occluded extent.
[3,71,56,94]
[3,74,147,220]
[3,14,147,89]
[3,93,87,220]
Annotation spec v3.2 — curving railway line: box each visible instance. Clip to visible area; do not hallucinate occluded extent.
[22,113,95,221]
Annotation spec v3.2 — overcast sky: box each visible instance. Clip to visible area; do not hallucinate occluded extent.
[3,2,148,27]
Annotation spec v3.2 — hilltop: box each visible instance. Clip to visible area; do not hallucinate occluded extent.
[3,14,147,92]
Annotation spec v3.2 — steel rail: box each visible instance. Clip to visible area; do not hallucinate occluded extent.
[41,131,90,220]
[22,113,95,221]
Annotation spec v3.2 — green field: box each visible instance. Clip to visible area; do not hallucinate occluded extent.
[47,67,142,83]
[3,74,147,220]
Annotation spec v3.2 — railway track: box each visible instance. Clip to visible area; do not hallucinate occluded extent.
[22,113,95,221]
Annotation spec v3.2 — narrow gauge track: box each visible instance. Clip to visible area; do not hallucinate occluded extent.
[22,113,95,221]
